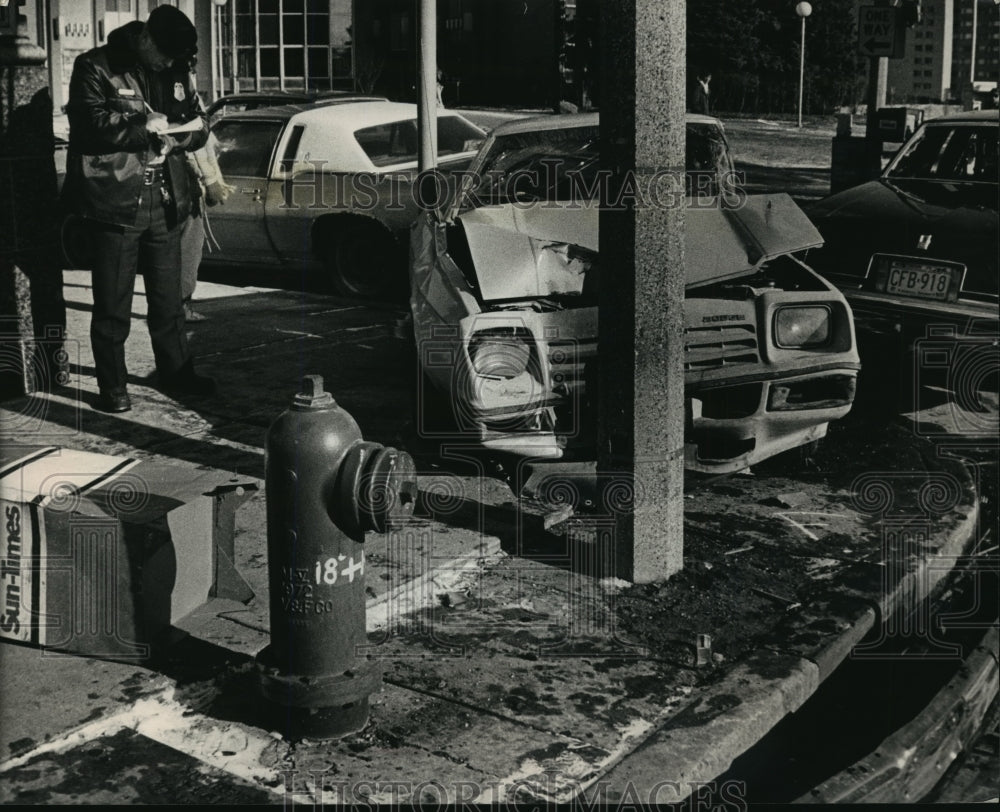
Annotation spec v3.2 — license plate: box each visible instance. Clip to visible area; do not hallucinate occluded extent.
[872,257,963,302]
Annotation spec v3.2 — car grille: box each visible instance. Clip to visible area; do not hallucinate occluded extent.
[684,324,759,370]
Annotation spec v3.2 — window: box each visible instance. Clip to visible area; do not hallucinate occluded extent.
[888,125,998,182]
[220,0,338,92]
[213,120,285,177]
[354,116,485,167]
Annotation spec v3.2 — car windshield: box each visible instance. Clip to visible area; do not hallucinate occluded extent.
[458,122,734,212]
[886,123,998,183]
[354,116,485,167]
[461,125,600,209]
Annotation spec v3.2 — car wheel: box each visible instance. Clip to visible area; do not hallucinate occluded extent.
[326,219,402,300]
[61,215,95,270]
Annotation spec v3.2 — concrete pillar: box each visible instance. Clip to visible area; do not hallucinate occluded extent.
[598,0,685,583]
[0,1,67,400]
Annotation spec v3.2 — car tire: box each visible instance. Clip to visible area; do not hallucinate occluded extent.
[325,218,402,300]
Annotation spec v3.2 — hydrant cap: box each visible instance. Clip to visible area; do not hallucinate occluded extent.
[294,374,335,409]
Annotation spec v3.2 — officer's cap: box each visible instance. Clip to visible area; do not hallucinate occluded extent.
[146,5,198,60]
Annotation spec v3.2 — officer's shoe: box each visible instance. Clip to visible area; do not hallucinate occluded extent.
[96,388,132,413]
[160,362,216,397]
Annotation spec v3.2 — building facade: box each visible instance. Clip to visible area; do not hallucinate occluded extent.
[887,0,999,104]
[31,1,593,118]
[43,0,357,115]
[352,0,580,108]
[214,0,354,94]
[47,1,213,113]
[950,0,999,98]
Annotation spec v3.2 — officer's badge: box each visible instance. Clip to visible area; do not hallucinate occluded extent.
[174,82,186,102]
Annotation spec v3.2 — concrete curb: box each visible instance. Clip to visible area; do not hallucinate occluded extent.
[596,460,981,802]
[797,624,999,803]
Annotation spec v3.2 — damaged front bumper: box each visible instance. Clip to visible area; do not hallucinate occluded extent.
[687,369,859,473]
[423,305,859,473]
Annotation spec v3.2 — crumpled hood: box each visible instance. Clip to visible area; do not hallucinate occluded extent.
[458,204,598,300]
[458,194,823,301]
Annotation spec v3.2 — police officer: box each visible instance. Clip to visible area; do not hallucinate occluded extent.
[64,6,214,413]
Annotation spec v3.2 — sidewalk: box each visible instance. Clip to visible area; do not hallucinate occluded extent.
[0,273,993,804]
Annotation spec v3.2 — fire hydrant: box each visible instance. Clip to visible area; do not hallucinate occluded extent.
[256,374,416,739]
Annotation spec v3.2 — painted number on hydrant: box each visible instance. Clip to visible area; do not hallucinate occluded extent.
[315,551,365,585]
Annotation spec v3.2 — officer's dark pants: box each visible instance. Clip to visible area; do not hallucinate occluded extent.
[89,186,189,393]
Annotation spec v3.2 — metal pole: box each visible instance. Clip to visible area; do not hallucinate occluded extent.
[230,3,238,95]
[970,0,978,84]
[417,0,437,171]
[867,56,887,114]
[210,4,219,101]
[798,15,806,127]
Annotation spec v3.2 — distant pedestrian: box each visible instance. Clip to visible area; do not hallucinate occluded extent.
[691,69,712,115]
[63,5,215,413]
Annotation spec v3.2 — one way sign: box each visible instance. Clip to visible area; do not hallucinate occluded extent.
[858,5,905,58]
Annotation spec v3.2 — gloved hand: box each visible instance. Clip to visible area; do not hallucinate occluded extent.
[145,113,169,133]
[204,180,234,206]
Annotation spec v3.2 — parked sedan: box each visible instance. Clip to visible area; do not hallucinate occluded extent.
[205,100,485,297]
[205,90,388,127]
[410,114,861,474]
[806,111,998,337]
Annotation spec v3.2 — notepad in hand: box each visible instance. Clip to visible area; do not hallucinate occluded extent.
[163,118,205,135]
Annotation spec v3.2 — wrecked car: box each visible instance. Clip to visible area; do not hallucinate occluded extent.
[409,113,861,474]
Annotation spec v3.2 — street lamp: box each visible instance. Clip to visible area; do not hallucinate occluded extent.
[796,1,812,128]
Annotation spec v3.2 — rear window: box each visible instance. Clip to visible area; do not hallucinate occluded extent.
[213,120,285,177]
[354,116,485,167]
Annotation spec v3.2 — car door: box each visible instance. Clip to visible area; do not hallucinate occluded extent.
[208,117,286,264]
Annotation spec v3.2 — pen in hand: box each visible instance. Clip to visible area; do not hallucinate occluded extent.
[144,101,169,136]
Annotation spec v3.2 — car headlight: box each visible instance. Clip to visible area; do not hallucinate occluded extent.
[468,328,533,379]
[774,306,831,348]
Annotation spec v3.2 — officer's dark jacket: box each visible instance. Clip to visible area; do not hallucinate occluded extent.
[63,21,208,227]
